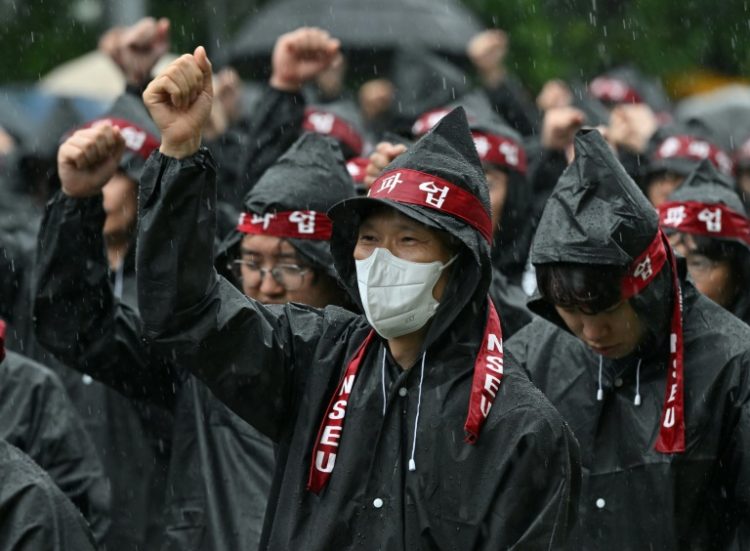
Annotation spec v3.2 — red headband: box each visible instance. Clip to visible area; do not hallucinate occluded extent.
[411,109,451,136]
[655,135,733,176]
[620,230,685,453]
[471,131,527,174]
[303,109,363,156]
[659,201,750,245]
[368,168,493,244]
[237,211,332,240]
[81,118,160,160]
[346,157,369,183]
[589,77,643,104]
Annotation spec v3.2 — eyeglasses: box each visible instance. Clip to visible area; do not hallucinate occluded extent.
[230,260,312,291]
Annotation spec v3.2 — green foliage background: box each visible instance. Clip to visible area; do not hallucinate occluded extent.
[2,0,749,93]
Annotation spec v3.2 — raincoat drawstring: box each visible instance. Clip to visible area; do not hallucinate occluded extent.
[634,359,642,406]
[380,348,387,416]
[409,352,427,472]
[597,355,604,401]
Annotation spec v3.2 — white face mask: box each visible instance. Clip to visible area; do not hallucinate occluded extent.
[355,247,456,339]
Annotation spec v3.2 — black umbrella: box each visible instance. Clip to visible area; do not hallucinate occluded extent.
[228,0,482,78]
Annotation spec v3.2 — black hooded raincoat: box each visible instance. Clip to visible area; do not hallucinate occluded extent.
[0,439,97,550]
[506,130,750,550]
[136,108,580,550]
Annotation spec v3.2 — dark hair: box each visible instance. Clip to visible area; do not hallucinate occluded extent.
[689,234,745,263]
[536,262,628,314]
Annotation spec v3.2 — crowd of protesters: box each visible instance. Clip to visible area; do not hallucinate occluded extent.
[0,14,749,551]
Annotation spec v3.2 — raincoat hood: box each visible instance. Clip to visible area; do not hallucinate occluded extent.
[302,102,366,159]
[529,129,672,339]
[216,132,355,280]
[645,125,733,179]
[667,158,747,217]
[411,102,532,278]
[329,107,493,347]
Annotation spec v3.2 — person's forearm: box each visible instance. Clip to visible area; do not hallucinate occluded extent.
[33,191,177,408]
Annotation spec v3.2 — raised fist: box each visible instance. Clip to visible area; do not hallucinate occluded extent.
[58,123,126,198]
[143,46,213,159]
[101,17,170,88]
[270,27,341,92]
[541,107,586,152]
[608,104,658,154]
[364,142,408,189]
[467,29,508,85]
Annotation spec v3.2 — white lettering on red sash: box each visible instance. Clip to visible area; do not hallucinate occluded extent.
[251,213,276,230]
[633,256,653,281]
[419,181,450,209]
[329,399,347,420]
[377,172,404,194]
[697,207,722,232]
[289,211,316,234]
[320,426,342,447]
[315,450,336,473]
[663,206,687,227]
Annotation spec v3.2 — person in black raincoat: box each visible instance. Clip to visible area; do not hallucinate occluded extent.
[136,47,580,551]
[0,439,96,550]
[34,94,174,551]
[34,51,354,551]
[0,320,110,544]
[506,129,750,550]
[659,159,750,325]
[643,125,734,208]
[406,107,533,334]
[209,27,343,210]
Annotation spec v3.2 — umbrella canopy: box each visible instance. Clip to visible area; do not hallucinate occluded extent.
[0,86,109,158]
[40,50,178,102]
[229,0,482,77]
[675,85,750,152]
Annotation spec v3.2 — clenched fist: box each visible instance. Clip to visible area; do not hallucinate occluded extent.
[364,142,408,189]
[270,28,341,92]
[58,123,126,198]
[143,46,213,159]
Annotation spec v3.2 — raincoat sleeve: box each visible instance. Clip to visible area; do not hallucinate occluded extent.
[208,86,305,205]
[0,440,97,551]
[33,191,179,409]
[482,74,539,137]
[137,149,328,441]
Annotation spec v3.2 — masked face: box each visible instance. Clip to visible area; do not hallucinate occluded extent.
[353,206,456,339]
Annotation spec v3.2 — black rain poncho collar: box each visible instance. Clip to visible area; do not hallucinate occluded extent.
[216,132,355,280]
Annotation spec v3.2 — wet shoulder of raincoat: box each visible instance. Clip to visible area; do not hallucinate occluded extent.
[0,350,110,544]
[33,191,180,409]
[0,439,97,551]
[207,85,307,208]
